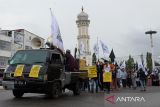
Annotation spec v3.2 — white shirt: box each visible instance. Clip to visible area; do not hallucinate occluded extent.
[121,70,127,79]
[116,69,121,78]
[104,66,110,73]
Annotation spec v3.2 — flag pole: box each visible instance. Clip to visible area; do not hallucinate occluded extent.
[102,50,105,59]
[97,36,99,61]
[49,8,52,49]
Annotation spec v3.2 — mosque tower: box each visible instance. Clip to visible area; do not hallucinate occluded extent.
[76,7,92,66]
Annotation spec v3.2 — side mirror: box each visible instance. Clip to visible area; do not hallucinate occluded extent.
[46,57,51,63]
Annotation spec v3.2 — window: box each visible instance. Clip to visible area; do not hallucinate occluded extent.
[51,54,62,64]
[0,40,11,51]
[0,31,7,35]
[0,56,9,68]
[10,50,48,64]
[8,31,12,37]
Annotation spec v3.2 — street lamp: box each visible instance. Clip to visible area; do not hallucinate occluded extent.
[145,30,157,71]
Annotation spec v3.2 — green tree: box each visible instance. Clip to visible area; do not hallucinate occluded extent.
[146,52,152,70]
[92,53,97,65]
[126,55,134,70]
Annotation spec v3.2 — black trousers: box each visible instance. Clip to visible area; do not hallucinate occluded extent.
[122,79,127,88]
[127,78,132,88]
[103,82,110,92]
[98,73,103,90]
[117,78,121,88]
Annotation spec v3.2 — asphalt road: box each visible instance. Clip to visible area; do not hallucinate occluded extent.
[0,89,104,107]
[0,86,160,107]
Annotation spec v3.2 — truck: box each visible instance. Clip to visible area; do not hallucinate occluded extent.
[2,48,84,98]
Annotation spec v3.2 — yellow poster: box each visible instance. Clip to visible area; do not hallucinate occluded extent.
[29,65,41,78]
[103,72,112,82]
[88,66,97,78]
[14,65,24,77]
[79,59,86,69]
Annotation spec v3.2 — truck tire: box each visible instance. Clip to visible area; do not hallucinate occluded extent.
[12,89,24,98]
[73,81,81,96]
[47,82,62,98]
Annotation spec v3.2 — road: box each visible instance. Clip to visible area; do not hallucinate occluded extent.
[0,88,103,107]
[0,86,160,107]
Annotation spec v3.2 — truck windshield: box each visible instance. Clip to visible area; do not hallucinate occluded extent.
[10,50,48,64]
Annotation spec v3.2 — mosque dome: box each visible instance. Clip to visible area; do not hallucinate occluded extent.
[77,7,88,20]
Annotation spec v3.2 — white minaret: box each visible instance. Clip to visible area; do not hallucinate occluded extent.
[76,7,92,66]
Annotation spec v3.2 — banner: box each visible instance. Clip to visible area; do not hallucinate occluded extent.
[103,72,112,82]
[79,66,97,78]
[14,32,23,45]
[14,65,24,77]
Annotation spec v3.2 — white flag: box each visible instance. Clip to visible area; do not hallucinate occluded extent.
[120,61,126,69]
[50,9,64,51]
[79,41,85,55]
[138,62,145,71]
[93,43,99,55]
[100,40,109,54]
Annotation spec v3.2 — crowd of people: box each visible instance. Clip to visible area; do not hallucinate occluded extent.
[81,60,160,94]
[65,49,160,94]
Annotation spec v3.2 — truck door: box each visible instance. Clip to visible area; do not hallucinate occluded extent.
[48,53,64,81]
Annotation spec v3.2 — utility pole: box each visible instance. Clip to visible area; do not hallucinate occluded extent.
[145,30,157,71]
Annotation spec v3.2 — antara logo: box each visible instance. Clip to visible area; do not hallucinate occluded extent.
[116,97,146,102]
[105,96,146,104]
[105,96,115,104]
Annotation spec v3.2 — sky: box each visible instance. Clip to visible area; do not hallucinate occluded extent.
[0,0,160,61]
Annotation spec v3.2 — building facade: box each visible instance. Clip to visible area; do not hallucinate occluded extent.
[76,7,92,66]
[0,29,45,71]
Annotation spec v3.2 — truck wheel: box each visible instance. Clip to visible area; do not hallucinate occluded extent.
[47,82,62,98]
[73,81,81,96]
[12,89,24,98]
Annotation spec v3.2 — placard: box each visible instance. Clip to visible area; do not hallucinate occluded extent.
[29,65,41,78]
[88,66,97,78]
[14,65,24,77]
[103,72,112,82]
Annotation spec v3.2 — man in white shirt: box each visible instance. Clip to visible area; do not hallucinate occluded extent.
[116,67,121,88]
[120,68,127,88]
